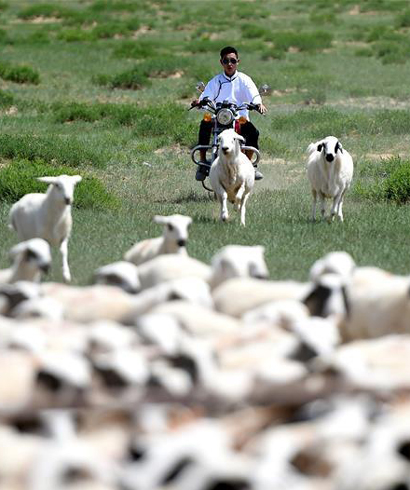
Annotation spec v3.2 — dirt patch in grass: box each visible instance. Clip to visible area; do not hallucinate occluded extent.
[14,16,62,24]
[366,152,405,160]
[154,144,185,156]
[132,26,154,37]
[254,157,302,193]
[330,97,410,110]
[348,5,360,15]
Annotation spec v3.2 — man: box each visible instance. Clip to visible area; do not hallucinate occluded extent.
[191,46,267,181]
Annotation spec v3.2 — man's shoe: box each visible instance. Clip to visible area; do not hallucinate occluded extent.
[195,167,207,181]
[254,169,264,181]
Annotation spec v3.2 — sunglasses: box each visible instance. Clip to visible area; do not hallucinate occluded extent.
[222,57,238,65]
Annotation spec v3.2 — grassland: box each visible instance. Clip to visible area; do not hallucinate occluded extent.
[1,0,410,283]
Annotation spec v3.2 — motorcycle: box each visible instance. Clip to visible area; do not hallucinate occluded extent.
[189,91,263,192]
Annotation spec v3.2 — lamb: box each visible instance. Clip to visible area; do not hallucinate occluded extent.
[309,250,356,283]
[338,267,410,341]
[209,128,255,226]
[124,214,192,265]
[212,277,311,318]
[93,261,141,294]
[209,244,269,289]
[9,174,82,283]
[306,135,353,222]
[135,246,268,292]
[0,238,51,284]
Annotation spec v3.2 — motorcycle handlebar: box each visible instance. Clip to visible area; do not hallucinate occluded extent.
[189,99,260,113]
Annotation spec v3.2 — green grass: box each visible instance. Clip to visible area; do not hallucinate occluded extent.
[2,0,410,284]
[0,159,119,210]
[0,61,40,84]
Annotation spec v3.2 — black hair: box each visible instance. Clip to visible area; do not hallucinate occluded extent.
[220,46,238,59]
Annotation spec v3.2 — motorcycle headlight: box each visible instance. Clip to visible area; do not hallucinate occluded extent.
[217,108,234,126]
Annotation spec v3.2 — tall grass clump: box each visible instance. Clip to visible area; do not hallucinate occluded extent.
[0,89,14,107]
[241,23,270,39]
[271,108,410,139]
[383,158,410,204]
[0,62,40,84]
[0,160,119,210]
[133,103,196,146]
[112,40,156,59]
[0,29,11,44]
[360,0,408,12]
[396,9,410,27]
[89,0,144,13]
[0,134,107,168]
[269,30,333,53]
[57,28,92,42]
[94,67,150,90]
[52,101,140,126]
[17,3,75,20]
[353,157,410,205]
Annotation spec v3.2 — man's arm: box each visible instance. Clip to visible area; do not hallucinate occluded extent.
[191,76,217,107]
[243,74,267,114]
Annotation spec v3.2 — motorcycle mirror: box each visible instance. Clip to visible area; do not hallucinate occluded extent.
[259,83,272,96]
[196,81,206,93]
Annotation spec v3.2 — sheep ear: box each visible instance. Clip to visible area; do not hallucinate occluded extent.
[336,141,343,153]
[37,176,58,185]
[317,144,323,152]
[72,175,82,184]
[9,242,25,258]
[153,215,167,225]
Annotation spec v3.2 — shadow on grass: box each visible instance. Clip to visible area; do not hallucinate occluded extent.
[173,190,214,203]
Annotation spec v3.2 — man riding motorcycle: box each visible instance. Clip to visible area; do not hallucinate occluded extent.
[191,46,267,181]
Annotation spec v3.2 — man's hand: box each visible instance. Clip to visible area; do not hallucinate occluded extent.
[257,103,267,115]
[191,98,200,108]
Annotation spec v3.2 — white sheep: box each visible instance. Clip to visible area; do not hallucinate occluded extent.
[307,135,353,222]
[9,174,82,283]
[209,244,269,289]
[338,267,410,341]
[0,238,51,284]
[309,250,356,283]
[137,254,212,290]
[93,261,141,294]
[124,214,192,265]
[213,277,311,318]
[209,128,255,226]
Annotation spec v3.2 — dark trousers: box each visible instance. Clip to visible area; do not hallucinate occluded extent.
[198,120,260,149]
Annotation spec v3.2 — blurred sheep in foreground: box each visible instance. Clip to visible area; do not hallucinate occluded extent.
[93,261,141,294]
[0,238,51,284]
[9,174,82,283]
[124,214,192,265]
[307,136,353,222]
[309,251,356,283]
[209,245,269,289]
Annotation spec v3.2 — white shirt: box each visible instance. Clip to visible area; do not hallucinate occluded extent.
[199,71,262,119]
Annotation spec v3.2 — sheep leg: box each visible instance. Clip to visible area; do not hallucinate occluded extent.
[235,184,246,212]
[311,189,317,221]
[60,238,71,282]
[331,192,343,222]
[336,189,347,222]
[239,192,249,227]
[219,192,229,222]
[319,192,326,220]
